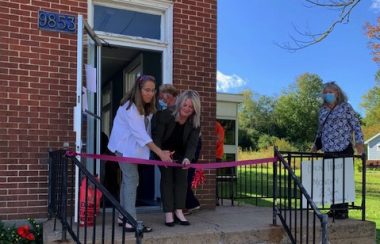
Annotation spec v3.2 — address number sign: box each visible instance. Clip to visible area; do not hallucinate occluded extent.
[38,10,76,33]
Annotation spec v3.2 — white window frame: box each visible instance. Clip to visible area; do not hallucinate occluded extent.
[88,0,173,84]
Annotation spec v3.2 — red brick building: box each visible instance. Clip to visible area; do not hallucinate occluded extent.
[0,0,217,220]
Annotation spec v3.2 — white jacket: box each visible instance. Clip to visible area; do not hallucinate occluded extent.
[108,101,152,159]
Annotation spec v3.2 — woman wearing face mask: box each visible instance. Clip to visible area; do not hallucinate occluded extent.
[312,81,364,155]
[311,81,364,219]
[158,84,178,111]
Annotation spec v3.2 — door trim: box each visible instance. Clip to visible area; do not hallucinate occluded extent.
[88,0,173,84]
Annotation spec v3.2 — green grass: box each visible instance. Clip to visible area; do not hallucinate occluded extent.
[350,169,380,243]
[220,151,380,242]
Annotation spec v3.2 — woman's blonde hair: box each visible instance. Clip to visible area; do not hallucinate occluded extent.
[120,75,157,115]
[173,90,201,128]
[323,81,347,105]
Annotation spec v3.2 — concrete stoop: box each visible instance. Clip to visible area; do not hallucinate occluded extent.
[44,205,376,244]
[327,218,376,244]
[280,218,376,244]
[137,226,285,244]
[43,221,285,244]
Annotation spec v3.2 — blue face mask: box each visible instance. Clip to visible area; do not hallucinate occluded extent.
[323,93,336,104]
[158,99,167,110]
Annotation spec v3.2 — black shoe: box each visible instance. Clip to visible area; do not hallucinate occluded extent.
[118,217,153,232]
[174,215,190,225]
[188,205,200,212]
[327,210,335,218]
[141,225,153,232]
[183,209,191,216]
[165,221,175,227]
[118,217,126,227]
[334,212,348,220]
[123,226,136,232]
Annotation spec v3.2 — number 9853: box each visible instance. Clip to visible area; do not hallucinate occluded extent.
[38,11,76,33]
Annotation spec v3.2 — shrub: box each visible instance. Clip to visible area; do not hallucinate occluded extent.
[0,218,42,244]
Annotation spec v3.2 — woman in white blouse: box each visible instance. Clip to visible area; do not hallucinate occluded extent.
[108,75,172,232]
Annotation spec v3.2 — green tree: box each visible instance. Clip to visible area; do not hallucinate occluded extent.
[361,83,380,126]
[238,90,277,150]
[239,90,256,131]
[255,95,277,135]
[238,128,260,151]
[273,73,323,149]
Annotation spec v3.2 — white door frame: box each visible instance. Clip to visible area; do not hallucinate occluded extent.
[74,15,103,222]
[87,0,173,204]
[89,0,173,84]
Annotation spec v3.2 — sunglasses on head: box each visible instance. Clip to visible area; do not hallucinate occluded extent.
[137,75,156,84]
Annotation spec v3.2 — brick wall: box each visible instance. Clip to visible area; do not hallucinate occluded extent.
[173,0,218,208]
[0,0,87,220]
[0,0,218,219]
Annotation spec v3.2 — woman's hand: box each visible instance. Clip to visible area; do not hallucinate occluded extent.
[146,142,173,162]
[355,143,364,155]
[182,158,191,168]
[159,150,173,162]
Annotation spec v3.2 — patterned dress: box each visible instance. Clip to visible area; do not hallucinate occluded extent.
[317,102,363,153]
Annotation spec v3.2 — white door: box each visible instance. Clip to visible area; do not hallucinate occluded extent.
[74,15,103,221]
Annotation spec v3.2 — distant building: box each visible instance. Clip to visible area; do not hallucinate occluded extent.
[365,133,380,168]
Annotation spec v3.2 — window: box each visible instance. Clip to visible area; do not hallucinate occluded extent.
[218,119,236,145]
[94,5,161,40]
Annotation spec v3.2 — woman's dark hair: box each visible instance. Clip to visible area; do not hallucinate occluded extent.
[120,75,157,115]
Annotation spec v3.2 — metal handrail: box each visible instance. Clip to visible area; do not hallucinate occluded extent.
[278,150,366,220]
[274,149,366,243]
[48,150,144,244]
[274,148,328,244]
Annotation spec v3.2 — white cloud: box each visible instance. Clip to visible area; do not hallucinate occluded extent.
[216,70,247,92]
[371,0,380,11]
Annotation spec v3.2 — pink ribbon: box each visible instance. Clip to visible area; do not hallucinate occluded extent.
[66,151,277,188]
[65,151,277,169]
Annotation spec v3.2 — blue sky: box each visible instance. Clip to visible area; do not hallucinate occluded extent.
[216,0,379,115]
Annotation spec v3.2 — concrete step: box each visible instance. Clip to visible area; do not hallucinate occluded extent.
[44,205,376,244]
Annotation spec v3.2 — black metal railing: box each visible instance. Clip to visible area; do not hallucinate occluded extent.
[274,148,329,244]
[278,150,366,221]
[217,148,366,243]
[48,150,144,244]
[217,157,289,206]
[274,149,367,243]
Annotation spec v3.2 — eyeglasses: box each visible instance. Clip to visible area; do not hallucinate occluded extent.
[142,88,156,94]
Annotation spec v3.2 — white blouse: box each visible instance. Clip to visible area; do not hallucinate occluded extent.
[108,101,153,160]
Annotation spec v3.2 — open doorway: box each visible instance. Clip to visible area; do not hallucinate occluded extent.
[100,45,162,208]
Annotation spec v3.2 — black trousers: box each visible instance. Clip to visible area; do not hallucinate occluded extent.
[159,166,188,212]
[186,168,200,209]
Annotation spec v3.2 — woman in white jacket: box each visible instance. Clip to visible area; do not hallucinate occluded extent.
[108,75,172,232]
